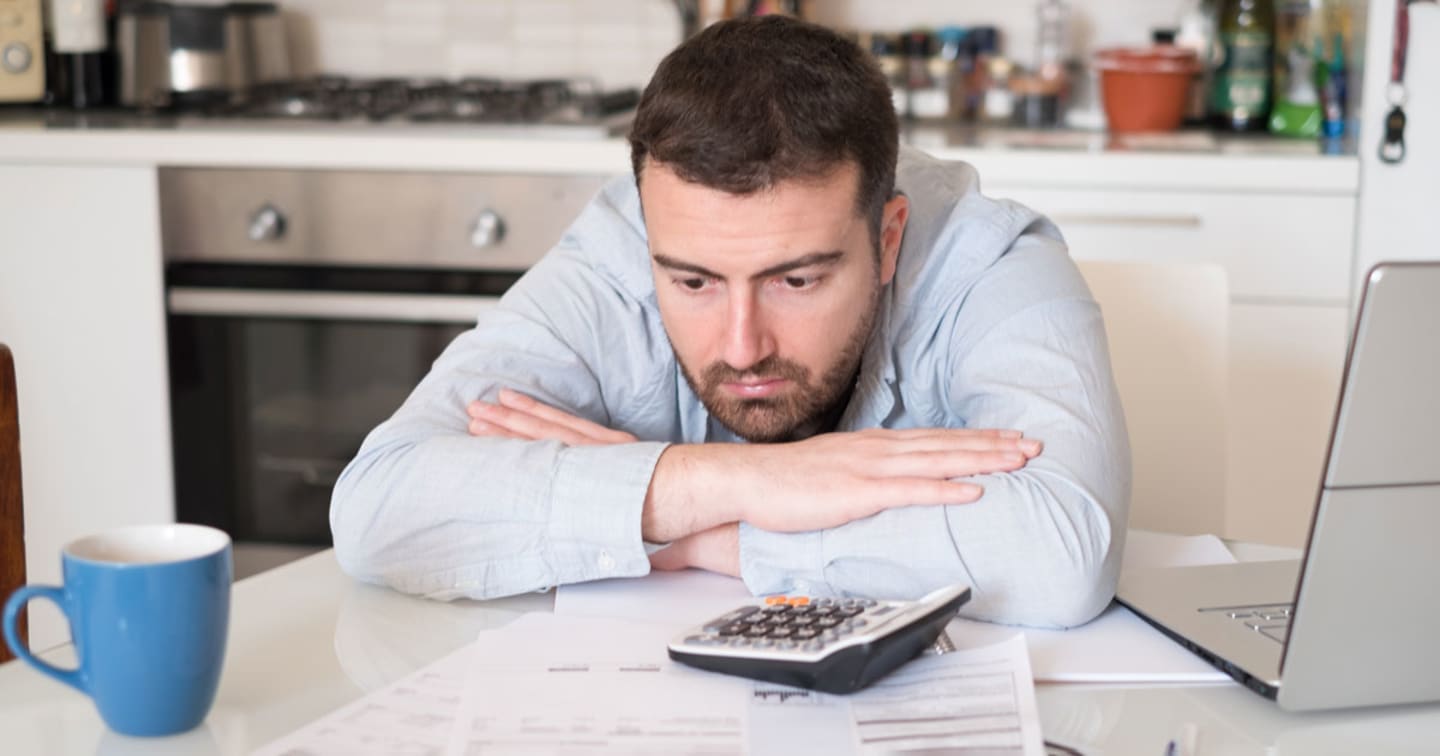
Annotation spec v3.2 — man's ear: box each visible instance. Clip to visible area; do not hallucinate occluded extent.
[879,194,909,286]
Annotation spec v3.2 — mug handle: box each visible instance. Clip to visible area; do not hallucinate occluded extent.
[3,585,86,693]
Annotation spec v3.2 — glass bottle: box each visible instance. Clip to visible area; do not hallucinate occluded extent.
[1211,0,1275,131]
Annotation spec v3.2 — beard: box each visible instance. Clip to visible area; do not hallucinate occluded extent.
[678,282,882,443]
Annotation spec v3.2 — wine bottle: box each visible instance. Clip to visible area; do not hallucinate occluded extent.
[1211,0,1275,131]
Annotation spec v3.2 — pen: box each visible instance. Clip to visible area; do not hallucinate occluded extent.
[1163,722,1199,756]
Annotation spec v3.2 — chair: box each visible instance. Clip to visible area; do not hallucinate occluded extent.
[1,343,25,663]
[1076,261,1230,536]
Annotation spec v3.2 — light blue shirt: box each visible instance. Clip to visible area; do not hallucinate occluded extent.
[331,147,1131,628]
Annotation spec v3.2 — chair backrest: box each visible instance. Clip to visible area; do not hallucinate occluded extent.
[1076,261,1229,536]
[1,343,25,663]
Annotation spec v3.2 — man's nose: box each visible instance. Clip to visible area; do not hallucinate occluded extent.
[722,289,775,372]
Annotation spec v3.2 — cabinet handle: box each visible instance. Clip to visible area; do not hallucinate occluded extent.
[1051,213,1203,228]
[168,288,499,324]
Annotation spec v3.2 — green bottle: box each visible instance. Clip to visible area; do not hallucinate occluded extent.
[1212,0,1276,131]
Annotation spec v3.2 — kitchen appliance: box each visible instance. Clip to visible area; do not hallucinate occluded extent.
[117,1,233,108]
[224,1,289,97]
[160,168,609,547]
[0,0,44,102]
[117,0,288,109]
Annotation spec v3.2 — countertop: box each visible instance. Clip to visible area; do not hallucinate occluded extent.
[0,109,1361,194]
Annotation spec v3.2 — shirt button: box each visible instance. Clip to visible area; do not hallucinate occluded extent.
[597,551,615,571]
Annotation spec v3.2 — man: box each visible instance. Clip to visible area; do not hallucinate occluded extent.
[331,17,1130,629]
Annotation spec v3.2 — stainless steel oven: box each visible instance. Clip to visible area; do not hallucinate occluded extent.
[160,168,607,549]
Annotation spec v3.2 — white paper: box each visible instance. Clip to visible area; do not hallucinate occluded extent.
[252,646,471,756]
[458,613,1044,755]
[846,634,1044,755]
[553,568,754,625]
[553,529,1240,683]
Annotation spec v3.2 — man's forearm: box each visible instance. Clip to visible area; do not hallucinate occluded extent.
[641,444,748,543]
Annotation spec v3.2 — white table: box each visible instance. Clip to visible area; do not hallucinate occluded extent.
[1,549,1437,755]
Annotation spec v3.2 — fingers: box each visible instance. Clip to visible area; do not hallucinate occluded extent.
[465,391,638,446]
[497,389,637,444]
[467,400,593,445]
[888,434,1044,458]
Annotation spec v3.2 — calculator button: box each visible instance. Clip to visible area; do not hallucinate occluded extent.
[763,604,791,615]
[859,599,877,607]
[790,616,815,626]
[776,640,796,650]
[837,606,865,618]
[752,639,775,648]
[729,637,751,647]
[746,626,771,638]
[793,628,819,640]
[810,607,834,617]
[771,626,794,638]
[816,598,835,606]
[765,614,792,626]
[803,640,824,652]
[789,605,814,616]
[787,596,810,606]
[822,630,840,641]
[849,618,868,629]
[718,623,750,636]
[815,617,841,629]
[841,598,859,607]
[765,596,788,605]
[703,606,760,630]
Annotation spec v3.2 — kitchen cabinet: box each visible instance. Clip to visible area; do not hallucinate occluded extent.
[987,180,1354,547]
[0,164,174,652]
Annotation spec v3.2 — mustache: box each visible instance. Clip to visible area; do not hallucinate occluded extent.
[702,356,809,386]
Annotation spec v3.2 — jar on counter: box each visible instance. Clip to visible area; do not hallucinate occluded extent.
[903,30,950,120]
[981,57,1016,124]
[1011,74,1063,128]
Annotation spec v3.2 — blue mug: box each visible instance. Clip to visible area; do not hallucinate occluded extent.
[2,524,232,737]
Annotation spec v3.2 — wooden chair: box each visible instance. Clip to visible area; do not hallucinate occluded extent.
[1,343,25,663]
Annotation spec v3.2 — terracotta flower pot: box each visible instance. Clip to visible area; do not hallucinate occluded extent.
[1094,46,1201,133]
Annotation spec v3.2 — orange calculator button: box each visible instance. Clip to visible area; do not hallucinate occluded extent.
[764,595,788,605]
[787,596,810,606]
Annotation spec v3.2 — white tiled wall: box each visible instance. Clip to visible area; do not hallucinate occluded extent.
[279,0,1365,91]
[281,0,683,87]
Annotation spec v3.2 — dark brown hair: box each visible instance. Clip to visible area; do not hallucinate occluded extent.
[628,16,899,241]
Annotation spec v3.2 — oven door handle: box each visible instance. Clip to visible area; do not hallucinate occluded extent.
[167,288,500,324]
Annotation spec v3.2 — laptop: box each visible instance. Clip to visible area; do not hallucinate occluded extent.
[1117,261,1440,711]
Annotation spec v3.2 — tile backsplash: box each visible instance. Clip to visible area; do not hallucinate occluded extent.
[281,0,683,88]
[279,0,1362,91]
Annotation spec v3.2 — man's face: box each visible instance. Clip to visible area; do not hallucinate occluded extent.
[640,160,908,442]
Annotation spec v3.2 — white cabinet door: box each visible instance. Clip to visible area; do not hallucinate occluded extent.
[1226,303,1349,547]
[991,186,1355,301]
[0,164,174,652]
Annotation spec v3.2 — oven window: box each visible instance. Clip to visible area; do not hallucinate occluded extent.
[168,315,468,545]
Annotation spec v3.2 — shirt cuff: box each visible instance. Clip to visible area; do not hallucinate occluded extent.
[546,441,670,584]
[737,522,829,597]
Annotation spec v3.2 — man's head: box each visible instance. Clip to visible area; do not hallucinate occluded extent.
[629,17,908,443]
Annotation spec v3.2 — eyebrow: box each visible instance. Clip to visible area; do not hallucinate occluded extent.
[651,251,846,281]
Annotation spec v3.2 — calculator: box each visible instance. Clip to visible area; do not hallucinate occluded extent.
[666,583,971,694]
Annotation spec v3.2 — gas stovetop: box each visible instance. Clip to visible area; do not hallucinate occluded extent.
[173,76,641,138]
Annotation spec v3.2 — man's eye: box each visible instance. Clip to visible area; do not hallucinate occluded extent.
[676,277,712,292]
[781,275,819,290]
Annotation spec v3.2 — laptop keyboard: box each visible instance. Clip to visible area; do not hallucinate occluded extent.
[1199,603,1294,643]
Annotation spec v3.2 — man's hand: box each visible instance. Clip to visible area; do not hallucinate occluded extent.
[643,428,1042,542]
[467,389,637,445]
[649,523,740,577]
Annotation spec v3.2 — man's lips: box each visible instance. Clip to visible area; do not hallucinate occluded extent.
[719,378,790,398]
